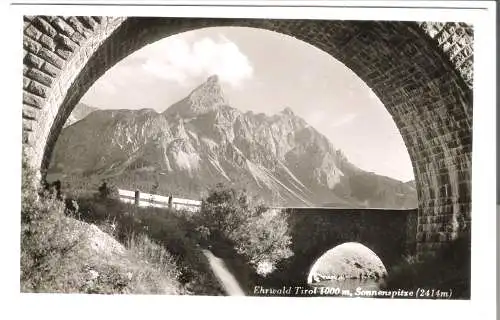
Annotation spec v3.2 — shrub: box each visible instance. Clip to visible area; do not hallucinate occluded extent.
[96,181,119,200]
[75,196,224,295]
[382,235,471,299]
[194,183,293,275]
[126,233,180,279]
[234,208,293,274]
[21,158,189,295]
[124,232,183,294]
[21,160,85,292]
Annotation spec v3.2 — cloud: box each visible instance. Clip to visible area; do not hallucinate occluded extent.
[329,113,358,128]
[137,35,253,87]
[305,110,327,127]
[84,76,117,100]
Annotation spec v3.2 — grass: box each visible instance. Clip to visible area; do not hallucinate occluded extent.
[75,196,224,295]
[121,232,183,294]
[21,160,222,295]
[21,192,183,294]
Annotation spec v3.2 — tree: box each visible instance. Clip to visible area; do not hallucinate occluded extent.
[195,183,293,275]
[97,181,118,200]
[234,208,293,273]
[198,183,253,238]
[151,180,159,195]
[52,180,62,199]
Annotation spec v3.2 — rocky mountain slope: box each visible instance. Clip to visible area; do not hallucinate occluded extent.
[49,75,417,208]
[63,102,99,127]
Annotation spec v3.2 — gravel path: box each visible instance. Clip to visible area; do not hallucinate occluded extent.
[202,249,245,296]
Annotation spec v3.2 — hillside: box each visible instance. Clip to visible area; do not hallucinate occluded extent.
[63,102,99,127]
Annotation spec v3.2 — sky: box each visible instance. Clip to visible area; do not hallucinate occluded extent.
[81,27,414,182]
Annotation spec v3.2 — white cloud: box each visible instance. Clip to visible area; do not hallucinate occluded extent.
[137,35,253,87]
[83,76,117,101]
[305,110,326,127]
[329,113,358,128]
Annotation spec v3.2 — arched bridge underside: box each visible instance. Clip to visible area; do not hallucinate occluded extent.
[22,16,473,256]
[285,208,418,283]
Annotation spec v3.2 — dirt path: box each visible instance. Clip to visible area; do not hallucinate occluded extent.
[202,249,245,296]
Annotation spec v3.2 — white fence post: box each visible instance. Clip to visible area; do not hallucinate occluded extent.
[117,188,201,212]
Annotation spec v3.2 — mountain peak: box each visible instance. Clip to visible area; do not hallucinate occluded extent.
[164,75,227,117]
[195,74,222,93]
[187,75,226,111]
[206,74,220,83]
[281,106,295,116]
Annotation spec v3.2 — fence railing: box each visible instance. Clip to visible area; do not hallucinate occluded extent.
[118,189,202,212]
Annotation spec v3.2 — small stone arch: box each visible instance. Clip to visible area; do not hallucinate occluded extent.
[307,242,387,284]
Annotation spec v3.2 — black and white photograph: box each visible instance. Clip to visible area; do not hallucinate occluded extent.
[2,1,497,320]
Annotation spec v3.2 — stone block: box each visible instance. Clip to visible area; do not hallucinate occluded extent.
[25,25,42,40]
[26,68,53,87]
[416,232,425,242]
[70,31,86,45]
[39,34,56,50]
[55,48,73,60]
[39,47,65,68]
[41,61,60,77]
[427,232,441,242]
[23,91,44,108]
[22,131,29,144]
[66,16,87,35]
[33,17,57,38]
[23,119,33,131]
[23,37,42,54]
[28,80,49,98]
[23,76,31,89]
[79,16,98,30]
[22,105,38,120]
[55,33,79,51]
[24,53,44,68]
[52,17,75,36]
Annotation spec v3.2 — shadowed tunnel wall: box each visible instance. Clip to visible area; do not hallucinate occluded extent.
[21,16,473,257]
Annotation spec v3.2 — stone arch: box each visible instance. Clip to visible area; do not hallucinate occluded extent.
[307,242,387,284]
[22,16,473,256]
[282,207,416,284]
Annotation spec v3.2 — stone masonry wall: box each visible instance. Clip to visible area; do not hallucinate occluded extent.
[22,16,125,173]
[418,22,474,88]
